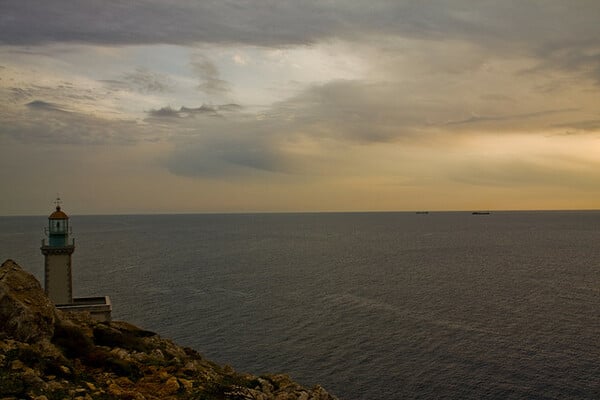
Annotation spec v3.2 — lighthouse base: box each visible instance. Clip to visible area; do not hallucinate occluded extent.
[56,296,112,322]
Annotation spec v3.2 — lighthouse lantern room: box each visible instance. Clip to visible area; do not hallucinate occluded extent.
[47,199,71,246]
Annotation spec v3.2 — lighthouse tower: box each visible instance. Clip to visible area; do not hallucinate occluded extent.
[41,197,74,304]
[40,198,112,321]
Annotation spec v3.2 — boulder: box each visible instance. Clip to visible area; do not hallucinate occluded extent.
[0,259,56,342]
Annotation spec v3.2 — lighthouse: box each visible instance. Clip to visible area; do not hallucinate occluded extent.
[41,198,74,304]
[40,198,112,321]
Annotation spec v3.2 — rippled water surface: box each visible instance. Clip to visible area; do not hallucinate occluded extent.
[2,211,599,399]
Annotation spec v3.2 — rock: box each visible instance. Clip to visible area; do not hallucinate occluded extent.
[110,347,131,361]
[115,376,134,387]
[22,366,43,387]
[128,393,146,400]
[160,376,180,395]
[258,377,274,394]
[310,386,334,400]
[131,351,149,362]
[45,380,64,392]
[158,369,170,381]
[107,383,123,396]
[151,348,164,360]
[298,392,309,400]
[178,377,193,391]
[0,260,56,342]
[245,389,270,400]
[182,360,198,373]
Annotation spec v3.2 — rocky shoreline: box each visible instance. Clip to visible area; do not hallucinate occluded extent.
[0,259,338,400]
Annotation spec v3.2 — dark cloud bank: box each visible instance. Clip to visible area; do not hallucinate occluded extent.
[3,1,600,88]
[1,1,599,51]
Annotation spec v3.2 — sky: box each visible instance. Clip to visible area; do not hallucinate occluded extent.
[1,1,599,215]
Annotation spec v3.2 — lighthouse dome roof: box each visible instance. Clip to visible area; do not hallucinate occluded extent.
[49,206,69,219]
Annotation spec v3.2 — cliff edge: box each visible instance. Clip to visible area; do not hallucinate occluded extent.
[0,259,338,400]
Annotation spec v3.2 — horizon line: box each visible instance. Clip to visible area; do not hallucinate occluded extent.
[2,208,600,218]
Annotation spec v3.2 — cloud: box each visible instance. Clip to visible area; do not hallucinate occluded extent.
[164,115,296,179]
[1,101,151,145]
[167,138,289,179]
[158,71,595,180]
[0,1,332,46]
[147,104,242,119]
[1,1,598,53]
[216,104,243,112]
[148,106,181,118]
[190,55,229,94]
[525,40,600,85]
[4,81,97,107]
[158,79,450,179]
[25,100,70,112]
[122,67,171,93]
[266,80,426,143]
[552,119,600,132]
[266,79,585,143]
[98,68,173,95]
[6,87,32,103]
[3,1,600,96]
[444,108,579,126]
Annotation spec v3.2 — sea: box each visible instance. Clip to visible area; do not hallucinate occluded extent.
[1,211,599,399]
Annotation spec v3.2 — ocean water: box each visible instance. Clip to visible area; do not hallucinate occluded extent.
[1,211,599,399]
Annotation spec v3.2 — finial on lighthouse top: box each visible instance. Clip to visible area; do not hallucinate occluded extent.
[49,196,69,219]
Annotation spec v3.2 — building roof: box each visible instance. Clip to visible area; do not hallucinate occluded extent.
[49,206,69,219]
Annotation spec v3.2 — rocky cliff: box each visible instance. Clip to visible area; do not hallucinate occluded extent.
[0,259,338,400]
